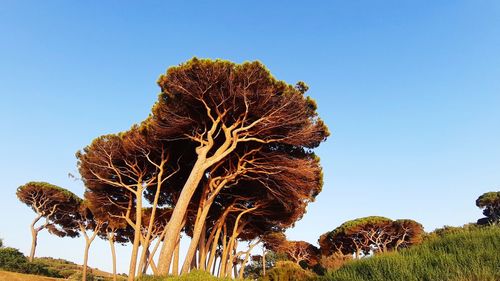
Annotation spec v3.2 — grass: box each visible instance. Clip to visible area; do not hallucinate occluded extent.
[321,226,500,281]
[0,270,65,281]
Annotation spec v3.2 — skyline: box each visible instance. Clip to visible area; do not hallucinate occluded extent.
[1,1,500,274]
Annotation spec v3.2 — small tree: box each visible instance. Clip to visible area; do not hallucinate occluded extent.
[476,191,500,225]
[263,232,320,267]
[75,202,104,281]
[16,182,81,261]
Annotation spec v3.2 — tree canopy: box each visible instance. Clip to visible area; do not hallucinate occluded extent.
[476,191,500,225]
[319,216,424,258]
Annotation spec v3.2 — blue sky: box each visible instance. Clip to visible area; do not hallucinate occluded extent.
[1,0,499,274]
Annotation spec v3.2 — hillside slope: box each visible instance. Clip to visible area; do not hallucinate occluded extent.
[322,226,500,281]
[0,270,64,281]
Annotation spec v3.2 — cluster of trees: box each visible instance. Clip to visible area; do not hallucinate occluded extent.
[16,58,329,281]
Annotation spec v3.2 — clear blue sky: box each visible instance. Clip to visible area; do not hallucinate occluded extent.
[1,0,499,274]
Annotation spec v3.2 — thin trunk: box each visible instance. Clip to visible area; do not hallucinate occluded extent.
[226,240,238,278]
[233,254,238,279]
[238,241,260,279]
[108,233,117,281]
[138,161,166,274]
[211,255,218,275]
[29,215,42,262]
[206,207,232,271]
[80,223,100,281]
[190,247,198,270]
[262,250,266,277]
[219,226,228,277]
[142,247,151,274]
[172,235,180,276]
[82,241,91,281]
[157,156,207,274]
[128,188,143,281]
[199,224,207,270]
[181,208,209,273]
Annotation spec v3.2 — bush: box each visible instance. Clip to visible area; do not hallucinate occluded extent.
[258,261,316,281]
[0,247,62,277]
[0,247,28,272]
[319,253,352,272]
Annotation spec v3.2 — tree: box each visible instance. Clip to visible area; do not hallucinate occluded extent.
[319,217,424,259]
[16,182,81,261]
[85,189,132,281]
[476,191,500,225]
[150,59,328,274]
[77,58,328,277]
[77,127,178,280]
[263,232,320,268]
[391,219,424,250]
[74,202,104,281]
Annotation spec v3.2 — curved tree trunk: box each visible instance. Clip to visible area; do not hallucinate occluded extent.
[157,156,207,274]
[29,215,42,262]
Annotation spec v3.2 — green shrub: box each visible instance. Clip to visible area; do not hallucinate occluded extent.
[258,261,316,281]
[0,247,63,277]
[0,247,28,272]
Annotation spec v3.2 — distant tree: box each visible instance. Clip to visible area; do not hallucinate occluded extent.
[319,217,424,259]
[263,232,320,267]
[391,219,424,250]
[476,191,500,225]
[16,182,81,261]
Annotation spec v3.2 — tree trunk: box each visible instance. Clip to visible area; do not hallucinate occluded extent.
[172,236,180,276]
[157,156,207,274]
[262,250,266,277]
[29,215,42,262]
[128,188,143,281]
[29,228,38,263]
[82,241,91,281]
[142,247,151,274]
[181,208,209,273]
[198,224,207,270]
[108,233,117,281]
[138,164,165,275]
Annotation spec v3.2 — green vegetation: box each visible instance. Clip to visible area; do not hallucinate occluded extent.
[321,226,500,281]
[258,261,315,281]
[136,270,243,281]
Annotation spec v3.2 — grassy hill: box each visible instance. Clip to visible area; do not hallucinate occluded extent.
[321,226,500,281]
[0,270,64,281]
